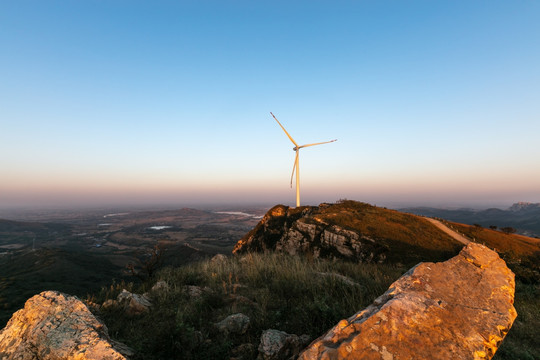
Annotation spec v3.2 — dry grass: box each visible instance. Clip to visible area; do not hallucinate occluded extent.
[92,250,538,360]
[314,200,463,264]
[94,253,404,360]
[445,221,540,257]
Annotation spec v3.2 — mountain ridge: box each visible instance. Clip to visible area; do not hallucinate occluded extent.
[401,202,540,237]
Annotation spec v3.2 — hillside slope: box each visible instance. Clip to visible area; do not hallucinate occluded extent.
[233,200,464,265]
[234,200,540,272]
[402,202,540,237]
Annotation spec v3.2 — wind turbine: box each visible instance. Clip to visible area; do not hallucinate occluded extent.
[270,112,337,207]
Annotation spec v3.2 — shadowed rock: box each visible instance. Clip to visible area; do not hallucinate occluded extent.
[298,243,517,360]
[215,313,250,335]
[117,289,152,316]
[0,291,129,360]
[258,329,311,360]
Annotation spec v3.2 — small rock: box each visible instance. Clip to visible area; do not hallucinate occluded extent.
[101,299,118,309]
[150,280,169,293]
[257,329,310,360]
[185,285,212,298]
[211,253,228,263]
[117,289,152,316]
[215,313,250,335]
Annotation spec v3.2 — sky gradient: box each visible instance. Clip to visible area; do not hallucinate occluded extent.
[1,1,539,210]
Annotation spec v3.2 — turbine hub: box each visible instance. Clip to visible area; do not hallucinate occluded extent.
[293,146,298,151]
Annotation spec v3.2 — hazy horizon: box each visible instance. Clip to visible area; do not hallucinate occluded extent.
[2,1,539,211]
[0,193,533,214]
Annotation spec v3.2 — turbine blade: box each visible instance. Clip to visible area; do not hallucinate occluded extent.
[270,112,298,147]
[290,151,298,188]
[298,139,337,149]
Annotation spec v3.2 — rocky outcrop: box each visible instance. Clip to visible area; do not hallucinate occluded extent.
[233,204,388,262]
[0,291,129,360]
[101,289,152,316]
[298,243,517,360]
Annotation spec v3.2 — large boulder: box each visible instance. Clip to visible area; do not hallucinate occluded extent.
[0,291,128,360]
[298,243,517,360]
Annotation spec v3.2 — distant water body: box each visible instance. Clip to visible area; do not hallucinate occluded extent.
[148,226,173,231]
[215,211,263,219]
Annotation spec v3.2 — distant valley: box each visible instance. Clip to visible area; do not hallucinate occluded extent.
[401,202,540,238]
[0,207,263,326]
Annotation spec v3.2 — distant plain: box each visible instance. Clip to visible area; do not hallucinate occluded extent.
[0,207,264,326]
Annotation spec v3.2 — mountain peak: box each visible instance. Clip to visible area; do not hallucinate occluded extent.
[508,202,540,212]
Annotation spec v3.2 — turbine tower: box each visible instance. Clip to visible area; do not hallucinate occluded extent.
[271,112,336,207]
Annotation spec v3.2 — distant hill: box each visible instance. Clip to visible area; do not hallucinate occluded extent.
[400,202,540,238]
[0,218,70,233]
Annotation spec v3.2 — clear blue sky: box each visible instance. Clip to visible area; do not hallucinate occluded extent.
[1,1,539,209]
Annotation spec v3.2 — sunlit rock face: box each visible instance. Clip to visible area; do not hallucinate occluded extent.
[0,291,127,360]
[298,243,517,360]
[232,204,387,262]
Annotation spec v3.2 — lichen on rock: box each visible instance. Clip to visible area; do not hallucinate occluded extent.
[0,290,129,360]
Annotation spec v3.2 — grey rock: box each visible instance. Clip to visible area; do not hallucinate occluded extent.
[215,313,250,335]
[257,329,310,360]
[0,291,129,360]
[117,289,152,316]
[210,253,228,263]
[150,280,169,293]
[184,285,212,298]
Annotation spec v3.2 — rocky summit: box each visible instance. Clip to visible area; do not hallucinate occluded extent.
[298,242,517,360]
[0,291,128,360]
[233,204,388,262]
[233,201,462,264]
